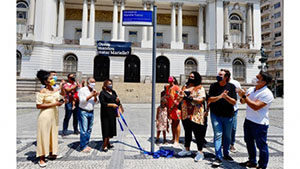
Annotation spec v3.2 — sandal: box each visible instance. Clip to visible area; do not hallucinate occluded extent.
[38,161,47,168]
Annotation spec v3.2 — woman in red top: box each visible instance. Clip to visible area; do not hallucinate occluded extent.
[165,76,181,145]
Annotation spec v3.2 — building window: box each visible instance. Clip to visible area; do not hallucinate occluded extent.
[274,12,281,19]
[232,59,245,79]
[74,28,82,41]
[185,58,197,76]
[63,54,78,72]
[17,51,22,75]
[156,32,163,44]
[182,34,188,44]
[274,41,282,47]
[275,51,282,57]
[229,14,242,31]
[102,30,111,41]
[17,1,29,19]
[274,2,280,9]
[276,72,280,78]
[275,32,281,38]
[129,31,138,43]
[274,21,281,28]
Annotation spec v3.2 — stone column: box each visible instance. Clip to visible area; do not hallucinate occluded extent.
[112,0,119,41]
[119,0,125,41]
[81,0,88,39]
[247,3,253,46]
[89,0,95,40]
[223,2,230,48]
[242,20,246,45]
[177,3,183,43]
[198,4,204,45]
[148,2,154,41]
[171,2,176,43]
[57,0,65,39]
[27,0,35,36]
[142,2,148,42]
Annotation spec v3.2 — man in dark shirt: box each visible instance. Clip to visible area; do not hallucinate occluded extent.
[208,69,237,166]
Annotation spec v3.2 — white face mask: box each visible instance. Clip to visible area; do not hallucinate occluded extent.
[88,83,96,89]
[252,77,258,85]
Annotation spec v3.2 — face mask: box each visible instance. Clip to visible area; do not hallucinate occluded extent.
[168,77,174,83]
[50,79,56,86]
[107,85,113,90]
[252,77,259,85]
[53,76,57,82]
[89,83,96,89]
[70,77,76,82]
[216,76,223,82]
[187,78,195,84]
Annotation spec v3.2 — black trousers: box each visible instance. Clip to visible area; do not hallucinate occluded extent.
[182,118,206,151]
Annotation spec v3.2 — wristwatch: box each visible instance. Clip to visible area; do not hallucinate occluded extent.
[242,95,246,99]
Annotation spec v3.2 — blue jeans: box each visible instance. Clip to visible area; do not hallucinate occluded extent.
[231,110,238,145]
[244,119,269,169]
[63,102,79,133]
[78,109,94,150]
[210,112,233,160]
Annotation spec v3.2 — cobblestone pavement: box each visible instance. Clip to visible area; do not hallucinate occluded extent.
[17,103,283,169]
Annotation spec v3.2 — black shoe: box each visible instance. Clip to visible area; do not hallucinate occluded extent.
[212,158,222,166]
[239,161,257,168]
[107,144,114,149]
[223,155,234,162]
[74,131,80,135]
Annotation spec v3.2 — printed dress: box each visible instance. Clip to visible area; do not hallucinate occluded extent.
[166,85,181,120]
[156,106,168,131]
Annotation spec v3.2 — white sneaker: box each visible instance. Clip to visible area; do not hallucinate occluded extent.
[194,151,204,162]
[178,149,192,156]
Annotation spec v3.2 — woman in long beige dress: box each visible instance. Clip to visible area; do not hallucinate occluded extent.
[36,70,65,167]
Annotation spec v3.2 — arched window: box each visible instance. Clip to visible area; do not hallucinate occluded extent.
[184,58,197,76]
[17,51,22,75]
[232,59,245,80]
[229,14,242,31]
[17,1,29,19]
[63,54,78,72]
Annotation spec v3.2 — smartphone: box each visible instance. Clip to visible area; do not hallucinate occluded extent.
[184,91,191,96]
[59,99,64,103]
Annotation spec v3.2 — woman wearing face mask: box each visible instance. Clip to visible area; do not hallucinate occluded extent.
[165,76,181,145]
[35,70,65,167]
[177,72,207,162]
[99,79,121,152]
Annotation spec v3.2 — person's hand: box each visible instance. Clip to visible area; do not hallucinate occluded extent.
[220,90,229,99]
[237,88,246,97]
[204,111,208,117]
[55,101,64,107]
[112,103,118,109]
[116,97,120,103]
[92,90,97,96]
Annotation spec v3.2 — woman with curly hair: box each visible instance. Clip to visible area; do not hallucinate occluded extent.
[35,70,65,167]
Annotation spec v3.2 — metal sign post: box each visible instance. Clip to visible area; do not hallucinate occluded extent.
[150,5,157,153]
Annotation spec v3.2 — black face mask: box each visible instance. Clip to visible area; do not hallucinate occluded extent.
[70,77,76,82]
[216,76,223,82]
[187,78,195,84]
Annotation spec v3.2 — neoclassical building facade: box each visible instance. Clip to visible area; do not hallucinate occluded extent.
[17,0,262,83]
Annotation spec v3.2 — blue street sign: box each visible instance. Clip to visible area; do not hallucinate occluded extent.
[97,41,131,56]
[122,10,153,26]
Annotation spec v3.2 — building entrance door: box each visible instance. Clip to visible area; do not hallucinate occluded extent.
[124,55,140,82]
[156,56,170,83]
[94,55,110,81]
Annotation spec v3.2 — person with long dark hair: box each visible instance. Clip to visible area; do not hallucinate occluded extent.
[165,76,181,145]
[99,79,121,152]
[35,70,65,167]
[177,72,207,162]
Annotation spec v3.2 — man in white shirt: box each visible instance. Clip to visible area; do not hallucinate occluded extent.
[237,71,274,169]
[78,77,99,153]
[229,78,241,153]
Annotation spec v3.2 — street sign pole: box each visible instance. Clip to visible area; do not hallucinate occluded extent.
[150,5,157,153]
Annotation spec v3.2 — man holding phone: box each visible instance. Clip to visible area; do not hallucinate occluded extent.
[78,77,99,153]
